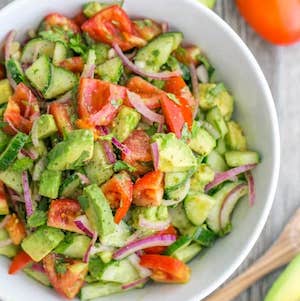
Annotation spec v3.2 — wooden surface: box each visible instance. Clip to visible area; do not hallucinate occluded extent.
[0,0,297,300]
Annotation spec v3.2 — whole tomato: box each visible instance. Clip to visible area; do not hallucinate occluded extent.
[236,0,300,45]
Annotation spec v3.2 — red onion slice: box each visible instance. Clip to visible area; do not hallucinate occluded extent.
[102,141,117,164]
[189,63,200,119]
[74,215,94,238]
[150,142,159,171]
[161,22,169,33]
[0,239,13,248]
[83,232,97,263]
[76,173,91,185]
[31,263,45,273]
[138,216,170,231]
[245,171,255,207]
[22,171,33,217]
[21,148,39,160]
[122,277,149,290]
[128,254,152,278]
[205,164,257,192]
[52,91,72,104]
[4,30,16,61]
[113,43,181,80]
[81,64,95,79]
[113,233,176,260]
[127,91,164,124]
[111,137,130,155]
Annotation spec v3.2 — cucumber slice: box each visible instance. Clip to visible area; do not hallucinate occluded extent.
[52,41,68,66]
[96,57,123,84]
[6,59,25,84]
[184,193,216,226]
[21,38,55,64]
[206,150,228,172]
[81,282,122,300]
[164,235,192,256]
[224,151,260,167]
[206,106,228,138]
[168,204,193,234]
[0,132,28,170]
[44,65,77,99]
[192,225,217,247]
[165,171,191,192]
[25,55,51,92]
[135,32,183,72]
[173,243,202,263]
[23,267,51,286]
[165,178,190,202]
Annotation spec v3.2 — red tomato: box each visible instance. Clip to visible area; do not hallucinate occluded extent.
[126,76,163,109]
[144,225,177,254]
[101,171,133,224]
[4,213,26,245]
[49,101,74,135]
[8,251,33,275]
[43,254,88,299]
[59,57,84,73]
[236,0,300,45]
[0,181,9,215]
[4,83,40,134]
[81,5,146,51]
[140,254,191,283]
[77,78,126,128]
[133,171,164,206]
[133,19,162,41]
[122,130,152,175]
[72,11,88,27]
[174,45,201,66]
[47,199,84,234]
[43,13,80,33]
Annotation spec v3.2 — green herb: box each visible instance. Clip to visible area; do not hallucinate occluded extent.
[151,79,165,90]
[55,260,68,275]
[166,93,181,105]
[39,30,67,44]
[152,49,160,57]
[113,160,136,173]
[78,195,89,211]
[12,157,33,172]
[55,233,75,253]
[88,257,106,281]
[69,34,88,56]
[0,121,8,128]
[27,210,47,228]
[145,124,158,136]
[37,198,49,211]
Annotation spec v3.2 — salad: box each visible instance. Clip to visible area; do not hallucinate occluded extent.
[0,2,260,300]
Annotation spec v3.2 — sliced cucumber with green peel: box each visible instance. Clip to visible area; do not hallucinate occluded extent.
[164,235,191,256]
[168,204,193,234]
[0,132,28,170]
[165,178,190,202]
[173,243,202,263]
[206,150,228,172]
[224,151,260,167]
[44,65,77,99]
[52,41,68,66]
[81,282,122,300]
[192,225,217,247]
[23,267,51,286]
[165,171,191,193]
[25,55,51,92]
[21,38,55,64]
[6,59,25,84]
[206,106,228,138]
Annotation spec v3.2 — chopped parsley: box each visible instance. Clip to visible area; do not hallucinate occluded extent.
[113,160,136,173]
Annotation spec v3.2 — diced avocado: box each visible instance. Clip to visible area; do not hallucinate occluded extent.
[190,164,215,192]
[85,142,114,185]
[23,266,51,286]
[81,282,122,300]
[111,106,141,142]
[84,184,116,238]
[55,234,91,258]
[197,0,216,9]
[100,221,130,248]
[188,122,216,156]
[199,83,234,121]
[264,254,300,301]
[206,150,228,172]
[96,57,123,84]
[173,243,202,263]
[206,106,228,138]
[60,173,82,199]
[0,130,11,153]
[11,157,33,172]
[48,129,94,171]
[0,79,13,104]
[225,121,247,151]
[6,59,25,85]
[93,43,110,65]
[101,259,140,284]
[83,2,106,18]
[135,32,183,73]
[224,150,260,167]
[39,169,62,199]
[35,114,58,139]
[0,228,18,257]
[152,133,197,172]
[168,204,194,235]
[0,167,22,194]
[21,226,64,261]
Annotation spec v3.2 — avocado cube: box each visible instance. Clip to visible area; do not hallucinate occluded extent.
[39,169,62,199]
[36,114,58,139]
[189,123,216,156]
[111,107,141,142]
[0,228,18,258]
[84,184,116,237]
[0,167,23,194]
[225,121,247,151]
[190,164,215,192]
[21,226,64,262]
[0,79,13,104]
[47,129,94,171]
[152,133,197,172]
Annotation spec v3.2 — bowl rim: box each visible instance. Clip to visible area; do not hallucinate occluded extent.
[0,0,280,300]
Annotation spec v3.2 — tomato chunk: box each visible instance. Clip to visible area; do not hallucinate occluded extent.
[174,45,201,66]
[77,78,126,129]
[43,254,88,299]
[47,199,84,234]
[133,171,164,206]
[102,171,133,224]
[43,13,80,33]
[8,250,33,275]
[133,19,162,41]
[82,5,146,51]
[59,57,84,73]
[126,77,163,109]
[4,83,40,134]
[140,254,191,283]
[4,213,26,245]
[72,11,88,27]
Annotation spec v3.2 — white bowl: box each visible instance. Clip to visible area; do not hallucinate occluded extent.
[0,0,280,300]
